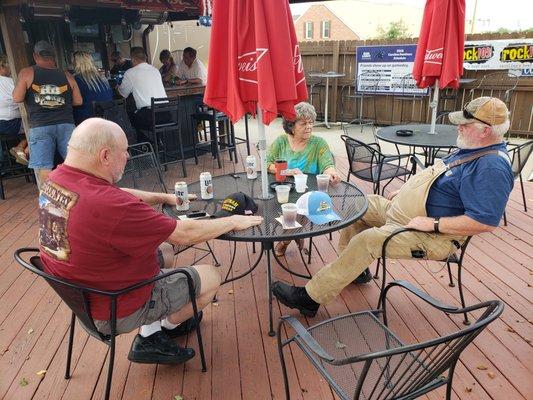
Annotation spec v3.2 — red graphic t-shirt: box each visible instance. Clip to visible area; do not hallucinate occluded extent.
[39,164,177,320]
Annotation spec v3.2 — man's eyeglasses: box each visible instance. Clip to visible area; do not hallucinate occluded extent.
[463,109,491,126]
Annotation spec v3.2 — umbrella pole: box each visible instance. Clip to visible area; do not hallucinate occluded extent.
[257,107,271,199]
[429,79,439,134]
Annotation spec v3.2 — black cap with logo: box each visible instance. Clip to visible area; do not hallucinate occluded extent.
[214,192,258,218]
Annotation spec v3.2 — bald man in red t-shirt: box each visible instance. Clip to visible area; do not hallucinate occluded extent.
[39,118,262,365]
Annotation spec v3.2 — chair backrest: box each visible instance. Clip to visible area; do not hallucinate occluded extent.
[117,142,168,195]
[356,71,381,94]
[297,299,503,400]
[350,300,503,399]
[341,134,383,181]
[92,99,137,145]
[471,71,519,106]
[14,248,112,342]
[508,140,533,177]
[151,96,179,127]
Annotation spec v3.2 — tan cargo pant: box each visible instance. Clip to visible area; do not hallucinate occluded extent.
[306,160,466,304]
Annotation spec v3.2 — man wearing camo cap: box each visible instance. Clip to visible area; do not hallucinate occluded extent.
[272,97,514,317]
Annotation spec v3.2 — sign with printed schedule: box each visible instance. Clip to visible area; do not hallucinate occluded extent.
[355,44,429,95]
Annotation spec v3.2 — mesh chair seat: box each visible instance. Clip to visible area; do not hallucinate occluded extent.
[351,162,411,183]
[278,281,504,400]
[297,311,435,400]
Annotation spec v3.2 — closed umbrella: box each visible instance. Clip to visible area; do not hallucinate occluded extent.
[412,0,465,134]
[204,0,307,199]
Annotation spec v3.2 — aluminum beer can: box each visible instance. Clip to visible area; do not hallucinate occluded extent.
[200,172,214,199]
[174,181,189,211]
[246,155,257,179]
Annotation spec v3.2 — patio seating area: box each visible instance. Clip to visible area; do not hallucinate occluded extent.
[0,129,531,400]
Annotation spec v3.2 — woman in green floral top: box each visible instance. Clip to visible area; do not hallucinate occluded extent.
[267,102,341,256]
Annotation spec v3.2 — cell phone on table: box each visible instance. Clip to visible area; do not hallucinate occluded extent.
[177,211,210,220]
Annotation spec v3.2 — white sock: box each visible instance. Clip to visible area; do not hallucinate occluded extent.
[161,318,179,330]
[139,321,162,337]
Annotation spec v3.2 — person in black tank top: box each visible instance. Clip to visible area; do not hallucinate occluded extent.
[12,40,82,187]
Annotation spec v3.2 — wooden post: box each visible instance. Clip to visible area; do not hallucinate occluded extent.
[330,40,340,123]
[0,6,31,136]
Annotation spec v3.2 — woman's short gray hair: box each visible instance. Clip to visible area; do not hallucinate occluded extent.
[282,102,317,135]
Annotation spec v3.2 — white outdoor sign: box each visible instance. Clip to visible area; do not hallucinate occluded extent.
[463,39,533,71]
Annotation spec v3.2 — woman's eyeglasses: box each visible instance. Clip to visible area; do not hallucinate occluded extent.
[463,109,491,126]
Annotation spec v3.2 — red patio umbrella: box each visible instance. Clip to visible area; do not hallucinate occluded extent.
[412,0,465,133]
[204,0,307,198]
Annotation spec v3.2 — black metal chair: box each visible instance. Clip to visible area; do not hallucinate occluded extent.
[390,73,428,125]
[92,98,137,145]
[191,106,238,169]
[374,227,473,325]
[306,73,324,118]
[340,71,381,132]
[0,132,35,200]
[139,97,187,177]
[117,142,220,266]
[341,135,412,195]
[278,280,503,400]
[503,140,533,225]
[14,247,207,400]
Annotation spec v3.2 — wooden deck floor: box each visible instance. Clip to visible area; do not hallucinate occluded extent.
[0,144,532,400]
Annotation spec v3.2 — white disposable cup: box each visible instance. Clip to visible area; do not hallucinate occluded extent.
[316,174,330,192]
[275,185,290,204]
[294,174,308,193]
[281,203,298,226]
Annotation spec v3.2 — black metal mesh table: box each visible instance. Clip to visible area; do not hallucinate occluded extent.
[376,124,458,165]
[164,172,368,335]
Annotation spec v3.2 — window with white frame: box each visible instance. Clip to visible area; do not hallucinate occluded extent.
[321,20,331,38]
[304,21,314,39]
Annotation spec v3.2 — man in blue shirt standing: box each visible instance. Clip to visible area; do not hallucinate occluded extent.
[272,97,514,317]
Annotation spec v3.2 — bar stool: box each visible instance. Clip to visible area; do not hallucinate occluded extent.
[138,97,187,177]
[0,133,35,200]
[191,107,237,169]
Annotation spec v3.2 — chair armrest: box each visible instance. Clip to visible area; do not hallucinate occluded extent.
[410,155,426,171]
[382,153,412,163]
[279,316,335,362]
[381,280,458,313]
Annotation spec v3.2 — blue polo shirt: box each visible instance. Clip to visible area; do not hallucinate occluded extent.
[426,142,513,226]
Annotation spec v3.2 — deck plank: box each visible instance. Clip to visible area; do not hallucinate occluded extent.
[0,147,531,400]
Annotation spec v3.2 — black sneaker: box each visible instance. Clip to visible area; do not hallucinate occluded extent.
[162,311,203,338]
[353,268,373,284]
[127,331,195,364]
[272,281,320,317]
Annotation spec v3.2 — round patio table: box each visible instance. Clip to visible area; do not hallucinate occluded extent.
[164,172,367,335]
[376,124,458,166]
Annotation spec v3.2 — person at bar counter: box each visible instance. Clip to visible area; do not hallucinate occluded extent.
[72,51,113,125]
[266,101,341,257]
[176,47,207,86]
[13,40,83,187]
[272,97,514,318]
[116,47,167,133]
[109,50,133,76]
[38,118,263,364]
[0,55,28,165]
[159,49,178,85]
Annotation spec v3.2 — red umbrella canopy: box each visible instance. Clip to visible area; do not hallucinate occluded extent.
[204,0,308,125]
[412,0,465,89]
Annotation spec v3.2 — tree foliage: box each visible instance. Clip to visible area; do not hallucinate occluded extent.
[376,20,410,40]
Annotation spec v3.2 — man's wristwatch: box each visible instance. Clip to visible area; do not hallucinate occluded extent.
[434,217,441,233]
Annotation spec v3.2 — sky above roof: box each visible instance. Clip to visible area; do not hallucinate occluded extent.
[290,0,533,33]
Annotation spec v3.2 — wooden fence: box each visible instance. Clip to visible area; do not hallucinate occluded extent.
[300,32,533,137]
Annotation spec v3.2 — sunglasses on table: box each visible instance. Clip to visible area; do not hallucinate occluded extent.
[463,109,492,126]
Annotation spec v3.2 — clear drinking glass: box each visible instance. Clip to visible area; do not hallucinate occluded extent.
[316,174,330,192]
[281,203,298,227]
[275,185,290,203]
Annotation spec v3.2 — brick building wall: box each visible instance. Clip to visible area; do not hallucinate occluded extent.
[294,5,358,42]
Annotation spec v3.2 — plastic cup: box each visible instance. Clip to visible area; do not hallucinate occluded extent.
[281,203,298,227]
[275,185,290,204]
[294,174,308,193]
[316,174,330,192]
